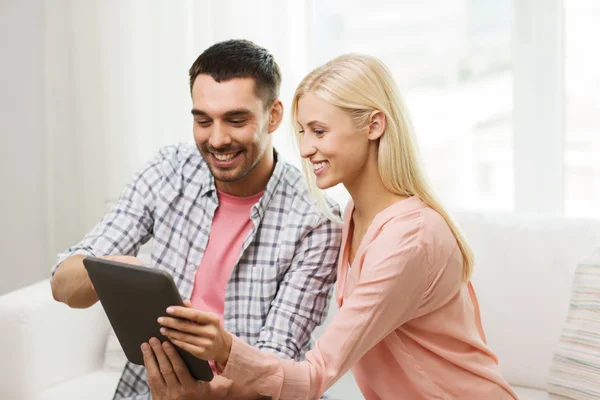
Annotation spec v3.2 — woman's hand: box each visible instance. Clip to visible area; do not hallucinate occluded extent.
[158,300,233,366]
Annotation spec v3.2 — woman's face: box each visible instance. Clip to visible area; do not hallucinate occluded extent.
[297,93,371,190]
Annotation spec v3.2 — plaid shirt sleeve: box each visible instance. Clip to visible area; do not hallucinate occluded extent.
[255,209,343,360]
[50,150,167,274]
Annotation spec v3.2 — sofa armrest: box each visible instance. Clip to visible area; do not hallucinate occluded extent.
[0,279,110,398]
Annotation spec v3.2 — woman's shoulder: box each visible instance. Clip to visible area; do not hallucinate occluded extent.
[374,198,458,265]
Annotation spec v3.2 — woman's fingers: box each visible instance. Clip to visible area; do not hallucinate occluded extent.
[158,316,199,334]
[158,316,220,339]
[165,306,220,325]
[159,305,230,363]
[170,338,210,360]
[161,326,214,349]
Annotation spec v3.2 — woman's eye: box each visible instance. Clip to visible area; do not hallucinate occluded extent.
[314,129,325,136]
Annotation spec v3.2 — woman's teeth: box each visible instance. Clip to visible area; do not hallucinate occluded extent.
[313,161,328,171]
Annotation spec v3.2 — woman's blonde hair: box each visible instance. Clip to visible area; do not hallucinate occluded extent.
[291,54,474,281]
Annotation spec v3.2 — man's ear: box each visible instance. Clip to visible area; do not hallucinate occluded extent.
[268,99,284,134]
[367,110,386,141]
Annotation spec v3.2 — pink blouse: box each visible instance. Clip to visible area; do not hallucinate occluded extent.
[221,196,518,399]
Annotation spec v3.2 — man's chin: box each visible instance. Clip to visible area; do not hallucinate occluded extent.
[211,172,243,183]
[209,166,248,183]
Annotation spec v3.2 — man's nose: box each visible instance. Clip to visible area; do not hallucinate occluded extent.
[209,122,232,149]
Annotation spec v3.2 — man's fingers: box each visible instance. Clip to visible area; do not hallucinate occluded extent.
[141,342,165,389]
[183,299,193,308]
[149,337,179,387]
[162,341,194,384]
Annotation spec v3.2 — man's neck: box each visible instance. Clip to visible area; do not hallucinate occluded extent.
[215,148,275,197]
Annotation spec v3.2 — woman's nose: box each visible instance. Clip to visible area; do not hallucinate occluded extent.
[299,133,317,159]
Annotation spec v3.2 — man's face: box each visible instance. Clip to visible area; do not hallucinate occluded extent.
[191,75,272,184]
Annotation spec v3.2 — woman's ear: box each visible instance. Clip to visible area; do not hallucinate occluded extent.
[367,110,386,141]
[268,99,284,134]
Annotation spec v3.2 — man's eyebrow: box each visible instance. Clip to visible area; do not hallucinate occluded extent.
[191,109,209,117]
[223,109,253,118]
[190,109,253,118]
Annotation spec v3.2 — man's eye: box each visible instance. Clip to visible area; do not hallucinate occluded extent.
[229,119,247,125]
[195,120,211,127]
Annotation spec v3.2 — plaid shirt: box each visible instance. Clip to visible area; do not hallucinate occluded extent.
[52,144,342,399]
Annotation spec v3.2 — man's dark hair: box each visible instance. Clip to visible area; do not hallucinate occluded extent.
[189,39,282,107]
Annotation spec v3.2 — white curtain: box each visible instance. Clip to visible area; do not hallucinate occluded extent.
[45,0,314,254]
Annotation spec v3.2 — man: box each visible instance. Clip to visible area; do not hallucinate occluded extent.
[51,39,341,399]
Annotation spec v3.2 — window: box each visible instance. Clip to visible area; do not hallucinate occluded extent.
[314,0,514,212]
[564,0,600,218]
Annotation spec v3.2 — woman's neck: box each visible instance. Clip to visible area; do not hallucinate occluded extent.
[344,149,408,227]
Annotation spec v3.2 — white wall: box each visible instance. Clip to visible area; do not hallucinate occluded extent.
[0,0,317,295]
[0,0,51,295]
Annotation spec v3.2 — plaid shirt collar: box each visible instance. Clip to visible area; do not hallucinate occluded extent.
[197,149,286,222]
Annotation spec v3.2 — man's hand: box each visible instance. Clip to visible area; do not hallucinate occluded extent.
[158,300,233,366]
[142,338,230,400]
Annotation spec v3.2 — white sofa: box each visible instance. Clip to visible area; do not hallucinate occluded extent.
[1,211,599,399]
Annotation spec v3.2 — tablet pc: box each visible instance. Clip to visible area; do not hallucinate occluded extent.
[82,256,214,382]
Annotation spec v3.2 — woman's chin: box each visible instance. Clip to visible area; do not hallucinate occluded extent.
[315,177,337,190]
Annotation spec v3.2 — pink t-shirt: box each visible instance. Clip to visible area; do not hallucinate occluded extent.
[190,189,263,320]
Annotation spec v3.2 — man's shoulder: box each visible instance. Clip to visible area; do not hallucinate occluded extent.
[153,143,203,169]
[272,158,340,223]
[275,159,315,210]
[146,143,208,179]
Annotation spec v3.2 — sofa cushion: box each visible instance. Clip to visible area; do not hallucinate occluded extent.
[548,247,600,400]
[513,385,571,400]
[36,369,121,400]
[455,212,600,389]
[104,327,128,372]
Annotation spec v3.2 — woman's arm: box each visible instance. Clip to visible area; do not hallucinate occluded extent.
[216,240,432,399]
[160,220,463,399]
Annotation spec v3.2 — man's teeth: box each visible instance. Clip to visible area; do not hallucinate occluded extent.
[313,161,328,171]
[214,152,238,161]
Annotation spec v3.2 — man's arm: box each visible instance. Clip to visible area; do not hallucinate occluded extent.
[255,209,342,359]
[50,150,165,309]
[51,254,144,308]
[51,254,97,308]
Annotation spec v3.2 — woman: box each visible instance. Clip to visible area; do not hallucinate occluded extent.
[156,54,518,400]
